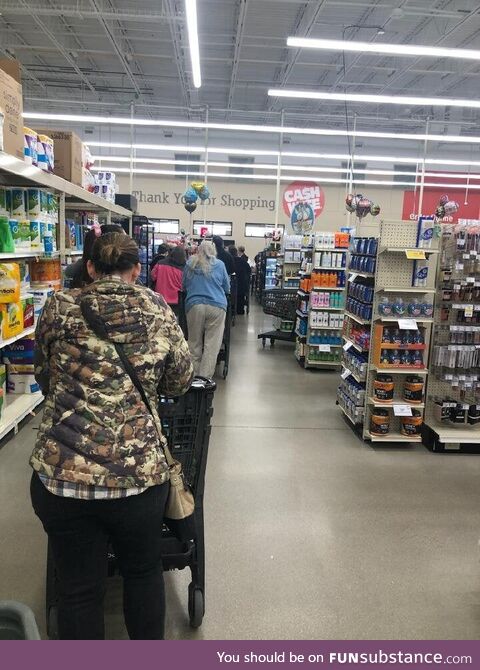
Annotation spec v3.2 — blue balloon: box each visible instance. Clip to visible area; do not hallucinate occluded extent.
[198,185,210,201]
[183,186,198,204]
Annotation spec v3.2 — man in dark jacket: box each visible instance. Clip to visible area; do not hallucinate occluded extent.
[212,236,235,276]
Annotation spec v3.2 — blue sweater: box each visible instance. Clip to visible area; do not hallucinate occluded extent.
[183,258,230,313]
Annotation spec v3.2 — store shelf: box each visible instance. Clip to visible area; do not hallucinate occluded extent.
[295,330,307,339]
[297,289,309,297]
[305,359,341,367]
[0,326,36,349]
[311,286,345,291]
[314,247,347,252]
[376,316,434,324]
[365,430,422,443]
[313,266,345,271]
[0,251,60,260]
[310,306,344,312]
[338,404,357,425]
[0,393,44,442]
[370,365,428,375]
[64,250,83,257]
[310,324,343,331]
[376,287,436,294]
[424,418,480,444]
[307,342,342,348]
[296,309,308,318]
[348,270,375,279]
[379,246,440,255]
[342,364,366,385]
[342,335,369,353]
[344,311,371,326]
[0,151,132,217]
[368,397,425,409]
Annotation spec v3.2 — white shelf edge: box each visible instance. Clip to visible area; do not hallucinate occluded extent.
[376,316,434,324]
[0,151,132,218]
[370,365,428,376]
[425,418,480,444]
[338,404,362,426]
[342,335,369,353]
[307,342,342,348]
[367,397,425,409]
[310,306,344,311]
[344,310,371,326]
[348,270,375,279]
[314,247,348,252]
[305,359,341,367]
[376,287,436,294]
[365,430,422,443]
[311,286,345,291]
[341,363,366,385]
[0,392,44,442]
[313,266,346,271]
[0,325,35,349]
[309,324,343,331]
[379,247,440,255]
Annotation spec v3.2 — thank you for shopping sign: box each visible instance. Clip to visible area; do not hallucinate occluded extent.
[282,181,325,221]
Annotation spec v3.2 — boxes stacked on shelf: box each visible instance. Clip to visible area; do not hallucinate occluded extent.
[295,230,348,369]
[0,187,58,255]
[94,171,117,203]
[338,220,439,443]
[423,221,480,449]
[2,334,38,395]
[279,235,303,288]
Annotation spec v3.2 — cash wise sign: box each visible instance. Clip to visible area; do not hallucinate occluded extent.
[282,181,325,218]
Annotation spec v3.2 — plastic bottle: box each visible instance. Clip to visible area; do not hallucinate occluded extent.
[43,229,53,257]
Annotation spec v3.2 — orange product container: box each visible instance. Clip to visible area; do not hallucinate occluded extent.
[30,258,61,284]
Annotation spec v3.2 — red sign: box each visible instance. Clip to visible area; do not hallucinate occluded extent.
[402,188,480,223]
[282,181,325,218]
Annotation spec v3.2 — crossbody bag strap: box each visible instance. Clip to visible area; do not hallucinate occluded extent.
[80,300,176,468]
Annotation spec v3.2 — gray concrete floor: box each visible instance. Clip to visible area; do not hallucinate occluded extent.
[1,303,480,639]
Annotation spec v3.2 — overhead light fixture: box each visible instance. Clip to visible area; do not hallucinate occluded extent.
[185,0,202,88]
[268,88,480,110]
[286,37,480,61]
[23,111,480,144]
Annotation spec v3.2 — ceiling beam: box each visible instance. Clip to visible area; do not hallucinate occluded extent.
[0,2,179,22]
[227,0,248,111]
[17,0,96,93]
[163,0,192,109]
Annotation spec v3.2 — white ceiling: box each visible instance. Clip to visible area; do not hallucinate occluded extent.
[2,0,480,165]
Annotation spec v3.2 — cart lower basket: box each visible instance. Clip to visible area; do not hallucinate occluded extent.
[45,377,216,639]
[257,288,298,348]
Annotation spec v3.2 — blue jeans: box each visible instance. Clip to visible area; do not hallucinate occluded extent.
[31,473,169,639]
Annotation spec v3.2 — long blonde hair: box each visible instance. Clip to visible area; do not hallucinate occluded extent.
[188,240,217,275]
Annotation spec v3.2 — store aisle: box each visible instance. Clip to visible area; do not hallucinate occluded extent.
[1,303,480,639]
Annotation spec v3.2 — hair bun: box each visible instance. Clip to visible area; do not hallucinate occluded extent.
[91,232,140,275]
[100,243,121,267]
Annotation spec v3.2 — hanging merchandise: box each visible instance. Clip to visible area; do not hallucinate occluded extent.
[345,194,381,220]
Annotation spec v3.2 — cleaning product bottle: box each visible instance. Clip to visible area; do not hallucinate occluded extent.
[0,216,15,253]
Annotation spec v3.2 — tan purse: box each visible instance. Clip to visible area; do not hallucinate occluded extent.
[81,301,196,541]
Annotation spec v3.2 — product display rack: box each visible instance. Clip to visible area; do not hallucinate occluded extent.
[295,232,348,369]
[338,220,439,443]
[0,150,133,443]
[423,221,480,451]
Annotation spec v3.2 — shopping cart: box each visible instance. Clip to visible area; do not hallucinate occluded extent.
[257,288,298,348]
[45,377,216,638]
[178,292,230,379]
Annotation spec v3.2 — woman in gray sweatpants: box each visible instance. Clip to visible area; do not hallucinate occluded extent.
[183,241,230,378]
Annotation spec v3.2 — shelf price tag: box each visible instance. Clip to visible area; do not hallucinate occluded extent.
[348,273,358,283]
[398,318,418,330]
[341,368,351,380]
[393,405,413,417]
[405,249,426,260]
[343,341,353,351]
[465,305,474,318]
[318,344,331,352]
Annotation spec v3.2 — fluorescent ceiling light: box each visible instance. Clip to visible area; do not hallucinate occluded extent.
[185,0,201,88]
[287,37,480,61]
[269,88,480,110]
[93,165,480,189]
[23,112,480,144]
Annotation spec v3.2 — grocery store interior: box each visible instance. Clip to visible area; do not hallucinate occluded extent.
[1,0,480,641]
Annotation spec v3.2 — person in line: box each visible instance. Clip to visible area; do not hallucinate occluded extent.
[238,245,248,262]
[63,223,125,289]
[212,235,235,276]
[149,242,170,272]
[30,233,193,640]
[183,240,230,377]
[151,245,187,315]
[228,245,251,316]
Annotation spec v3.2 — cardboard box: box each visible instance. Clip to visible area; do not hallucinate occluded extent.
[0,59,23,160]
[35,128,83,186]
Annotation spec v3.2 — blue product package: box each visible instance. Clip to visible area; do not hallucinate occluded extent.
[412,260,429,287]
[416,216,434,249]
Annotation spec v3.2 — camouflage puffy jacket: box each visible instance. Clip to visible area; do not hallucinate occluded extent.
[30,277,193,489]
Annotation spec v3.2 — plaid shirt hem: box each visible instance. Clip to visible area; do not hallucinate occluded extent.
[39,475,146,501]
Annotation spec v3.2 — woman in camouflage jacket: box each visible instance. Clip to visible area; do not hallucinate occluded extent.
[30,233,193,640]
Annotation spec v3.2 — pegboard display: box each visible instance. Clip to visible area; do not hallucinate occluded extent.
[338,220,440,443]
[424,222,480,446]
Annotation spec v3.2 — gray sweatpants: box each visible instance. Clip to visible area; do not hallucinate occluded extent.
[186,304,226,378]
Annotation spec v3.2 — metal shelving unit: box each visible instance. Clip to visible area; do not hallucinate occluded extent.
[339,220,439,444]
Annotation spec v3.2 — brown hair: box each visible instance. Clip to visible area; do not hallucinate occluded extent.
[228,245,238,257]
[91,233,140,275]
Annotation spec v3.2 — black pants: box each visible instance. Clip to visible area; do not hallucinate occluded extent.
[31,473,169,640]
